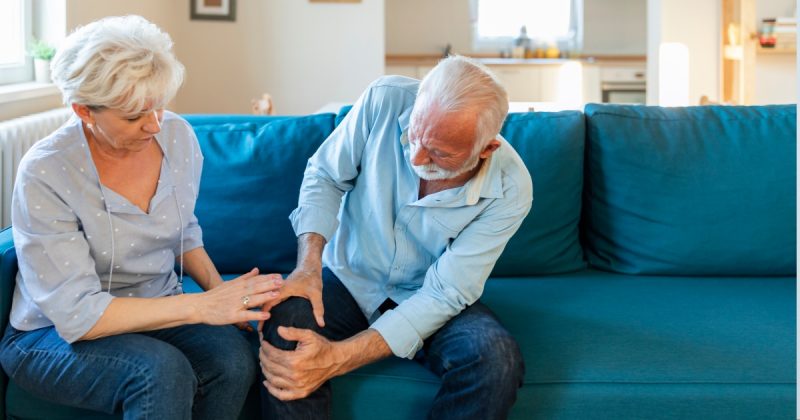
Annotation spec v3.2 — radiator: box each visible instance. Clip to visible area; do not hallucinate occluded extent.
[0,107,73,228]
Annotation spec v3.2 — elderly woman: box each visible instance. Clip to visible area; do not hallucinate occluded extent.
[0,16,279,419]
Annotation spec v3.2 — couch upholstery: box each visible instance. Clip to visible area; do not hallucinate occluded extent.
[0,104,795,419]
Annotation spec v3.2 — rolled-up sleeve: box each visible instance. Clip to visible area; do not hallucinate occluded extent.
[370,183,533,358]
[289,85,376,242]
[12,164,113,343]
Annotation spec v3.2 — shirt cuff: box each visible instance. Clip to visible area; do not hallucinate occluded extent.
[59,292,115,344]
[289,206,339,242]
[370,309,424,359]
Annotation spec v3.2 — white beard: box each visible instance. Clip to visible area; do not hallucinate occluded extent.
[409,141,481,181]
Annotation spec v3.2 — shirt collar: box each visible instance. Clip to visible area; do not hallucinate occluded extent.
[463,136,505,205]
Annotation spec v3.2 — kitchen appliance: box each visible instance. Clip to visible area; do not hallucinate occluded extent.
[600,66,646,104]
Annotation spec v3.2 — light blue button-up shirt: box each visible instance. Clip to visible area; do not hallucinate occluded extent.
[10,111,204,343]
[289,76,533,358]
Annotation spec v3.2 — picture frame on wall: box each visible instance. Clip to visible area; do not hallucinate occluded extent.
[190,0,236,21]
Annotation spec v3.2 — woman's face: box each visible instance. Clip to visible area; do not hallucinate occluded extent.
[81,106,164,154]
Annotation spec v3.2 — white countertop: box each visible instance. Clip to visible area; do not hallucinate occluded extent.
[314,101,582,115]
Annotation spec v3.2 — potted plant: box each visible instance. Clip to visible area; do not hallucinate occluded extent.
[28,39,56,83]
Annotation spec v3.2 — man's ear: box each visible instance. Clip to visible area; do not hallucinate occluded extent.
[479,139,501,159]
[71,103,93,126]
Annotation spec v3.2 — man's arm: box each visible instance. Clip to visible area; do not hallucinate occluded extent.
[372,183,533,358]
[261,232,327,328]
[260,327,391,401]
[260,190,532,399]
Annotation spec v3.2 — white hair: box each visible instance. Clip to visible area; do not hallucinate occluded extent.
[51,15,184,114]
[413,55,509,149]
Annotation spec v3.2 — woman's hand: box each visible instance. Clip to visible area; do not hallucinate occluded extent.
[195,268,284,326]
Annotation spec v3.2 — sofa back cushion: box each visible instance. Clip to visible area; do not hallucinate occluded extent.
[185,114,335,273]
[492,111,586,275]
[584,104,796,276]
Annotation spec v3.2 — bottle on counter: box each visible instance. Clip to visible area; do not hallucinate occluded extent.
[533,40,545,58]
[512,26,530,58]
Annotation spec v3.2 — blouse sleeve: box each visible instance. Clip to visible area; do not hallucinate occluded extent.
[11,160,113,343]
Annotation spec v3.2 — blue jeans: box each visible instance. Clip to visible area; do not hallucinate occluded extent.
[261,269,525,420]
[0,323,257,420]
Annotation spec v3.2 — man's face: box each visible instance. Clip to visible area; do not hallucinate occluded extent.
[407,109,482,181]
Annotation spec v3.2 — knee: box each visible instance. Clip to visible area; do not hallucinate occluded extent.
[133,345,197,398]
[263,297,318,350]
[206,332,258,388]
[477,332,525,388]
[459,331,525,389]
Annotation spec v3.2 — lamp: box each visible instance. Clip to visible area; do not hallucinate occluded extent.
[658,42,689,106]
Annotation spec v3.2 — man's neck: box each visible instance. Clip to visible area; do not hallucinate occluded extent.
[418,159,485,199]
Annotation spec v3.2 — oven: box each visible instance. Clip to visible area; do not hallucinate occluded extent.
[600,66,646,104]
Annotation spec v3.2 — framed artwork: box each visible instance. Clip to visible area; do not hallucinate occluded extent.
[190,0,236,21]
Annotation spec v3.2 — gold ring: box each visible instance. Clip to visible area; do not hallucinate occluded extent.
[242,295,250,307]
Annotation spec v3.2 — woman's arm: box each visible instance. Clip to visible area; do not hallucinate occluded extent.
[177,247,263,332]
[81,268,282,341]
[179,247,224,291]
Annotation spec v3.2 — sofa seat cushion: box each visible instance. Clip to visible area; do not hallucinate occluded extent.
[584,104,796,276]
[184,114,335,273]
[331,270,795,419]
[7,270,794,419]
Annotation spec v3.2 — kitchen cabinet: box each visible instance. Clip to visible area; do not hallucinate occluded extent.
[489,66,541,102]
[582,65,602,103]
[384,65,418,79]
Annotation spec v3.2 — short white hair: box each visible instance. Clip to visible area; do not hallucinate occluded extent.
[414,55,509,149]
[51,15,184,114]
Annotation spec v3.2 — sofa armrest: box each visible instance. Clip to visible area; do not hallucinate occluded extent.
[0,227,16,418]
[0,227,16,333]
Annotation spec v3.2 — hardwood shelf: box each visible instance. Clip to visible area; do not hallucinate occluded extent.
[756,45,796,55]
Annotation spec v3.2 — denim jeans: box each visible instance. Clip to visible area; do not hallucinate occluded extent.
[261,269,525,420]
[0,323,257,420]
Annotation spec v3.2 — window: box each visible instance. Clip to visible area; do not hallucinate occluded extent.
[0,0,32,85]
[471,0,583,53]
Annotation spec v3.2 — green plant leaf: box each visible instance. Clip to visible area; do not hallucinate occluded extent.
[28,39,56,60]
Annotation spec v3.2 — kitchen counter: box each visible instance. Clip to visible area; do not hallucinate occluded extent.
[386,54,646,66]
[385,54,647,105]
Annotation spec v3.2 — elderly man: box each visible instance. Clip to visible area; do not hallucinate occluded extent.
[259,55,533,419]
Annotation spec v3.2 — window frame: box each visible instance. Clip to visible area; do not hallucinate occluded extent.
[0,0,33,86]
[469,0,584,54]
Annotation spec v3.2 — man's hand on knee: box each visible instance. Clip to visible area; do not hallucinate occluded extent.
[258,269,325,333]
[259,326,342,400]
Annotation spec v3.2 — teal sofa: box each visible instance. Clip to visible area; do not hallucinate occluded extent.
[0,104,795,419]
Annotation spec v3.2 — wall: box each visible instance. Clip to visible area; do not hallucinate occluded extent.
[646,0,719,105]
[62,0,385,115]
[173,0,385,115]
[384,0,648,56]
[753,0,796,104]
[385,0,472,55]
[66,0,176,39]
[583,0,647,55]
